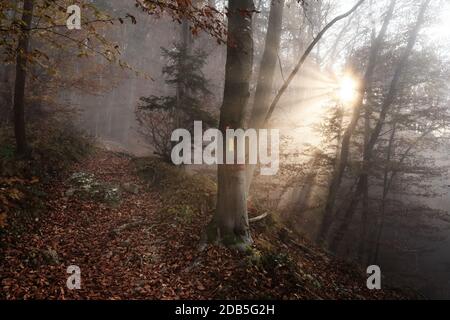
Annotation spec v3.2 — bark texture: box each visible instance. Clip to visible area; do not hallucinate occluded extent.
[207,0,255,249]
[246,0,285,191]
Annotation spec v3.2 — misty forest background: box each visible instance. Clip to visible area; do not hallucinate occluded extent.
[1,0,450,299]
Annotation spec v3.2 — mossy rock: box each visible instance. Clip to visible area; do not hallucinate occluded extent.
[67,172,121,205]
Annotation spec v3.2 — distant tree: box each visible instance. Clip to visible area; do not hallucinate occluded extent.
[0,0,225,157]
[1,0,128,156]
[137,43,216,161]
[12,0,34,157]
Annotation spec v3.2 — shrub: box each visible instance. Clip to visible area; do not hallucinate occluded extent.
[0,121,93,179]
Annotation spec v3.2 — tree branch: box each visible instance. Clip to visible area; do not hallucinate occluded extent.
[263,0,366,124]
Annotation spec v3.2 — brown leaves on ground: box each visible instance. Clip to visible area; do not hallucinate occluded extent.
[0,149,411,300]
[0,176,41,229]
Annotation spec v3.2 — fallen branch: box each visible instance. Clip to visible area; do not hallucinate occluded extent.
[249,212,269,223]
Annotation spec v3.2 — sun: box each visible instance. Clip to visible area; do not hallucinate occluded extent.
[337,76,358,104]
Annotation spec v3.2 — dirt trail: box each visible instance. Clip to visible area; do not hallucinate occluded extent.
[2,150,191,299]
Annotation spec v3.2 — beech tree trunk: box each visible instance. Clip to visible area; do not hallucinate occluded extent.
[248,0,284,129]
[13,0,34,157]
[246,0,284,191]
[206,0,255,249]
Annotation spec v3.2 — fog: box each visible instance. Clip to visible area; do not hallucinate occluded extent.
[4,0,447,298]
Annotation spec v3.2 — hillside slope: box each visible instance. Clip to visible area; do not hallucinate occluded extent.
[0,149,411,299]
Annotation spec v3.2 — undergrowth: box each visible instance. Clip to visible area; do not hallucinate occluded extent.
[133,158,216,222]
[0,120,93,230]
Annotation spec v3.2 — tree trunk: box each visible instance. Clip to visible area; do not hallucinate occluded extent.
[248,0,284,129]
[206,0,255,250]
[13,0,34,157]
[246,0,284,191]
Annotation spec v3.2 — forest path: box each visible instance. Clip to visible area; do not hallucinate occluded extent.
[1,149,217,299]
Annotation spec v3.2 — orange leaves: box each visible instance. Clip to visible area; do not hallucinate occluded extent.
[137,0,227,45]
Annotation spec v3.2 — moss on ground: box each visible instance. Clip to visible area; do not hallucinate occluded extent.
[0,122,93,230]
[132,157,217,222]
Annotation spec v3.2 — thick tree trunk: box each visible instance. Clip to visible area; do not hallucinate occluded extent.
[13,0,34,157]
[246,0,284,191]
[206,0,255,250]
[212,164,251,247]
[316,0,396,244]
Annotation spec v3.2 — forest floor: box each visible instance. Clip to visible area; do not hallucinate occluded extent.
[0,149,413,299]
